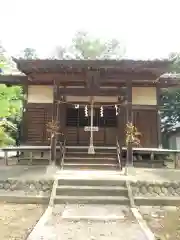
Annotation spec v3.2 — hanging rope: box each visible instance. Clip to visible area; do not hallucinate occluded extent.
[54,99,125,108]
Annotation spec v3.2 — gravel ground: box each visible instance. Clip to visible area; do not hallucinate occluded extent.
[139,206,180,240]
[0,203,46,240]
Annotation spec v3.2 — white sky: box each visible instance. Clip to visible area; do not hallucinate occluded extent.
[1,0,180,59]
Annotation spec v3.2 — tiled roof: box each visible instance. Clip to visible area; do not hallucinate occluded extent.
[13,58,171,74]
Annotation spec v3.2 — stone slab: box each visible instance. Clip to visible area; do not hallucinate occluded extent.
[0,194,49,204]
[31,217,147,240]
[135,196,180,206]
[60,204,131,220]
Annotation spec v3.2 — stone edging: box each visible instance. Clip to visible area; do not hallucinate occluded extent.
[130,181,180,197]
[0,179,54,204]
[128,180,180,206]
[0,179,54,194]
[26,178,59,240]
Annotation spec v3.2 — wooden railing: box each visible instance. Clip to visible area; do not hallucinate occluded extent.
[60,138,66,169]
[116,137,122,170]
[0,141,66,166]
[1,144,180,169]
[1,146,51,165]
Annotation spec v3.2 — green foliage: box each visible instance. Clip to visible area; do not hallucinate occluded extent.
[20,47,37,59]
[0,120,16,147]
[0,84,23,118]
[0,42,23,146]
[0,84,23,147]
[0,127,15,146]
[161,52,180,135]
[0,43,10,74]
[54,31,125,60]
[169,52,180,72]
[161,89,180,131]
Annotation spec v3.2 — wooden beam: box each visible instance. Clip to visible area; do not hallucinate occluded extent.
[28,72,159,83]
[58,87,120,96]
[85,70,101,89]
[132,105,158,110]
[0,75,27,84]
[64,101,119,106]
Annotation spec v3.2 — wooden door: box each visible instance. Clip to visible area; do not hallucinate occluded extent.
[66,106,117,146]
[93,107,117,146]
[66,107,90,145]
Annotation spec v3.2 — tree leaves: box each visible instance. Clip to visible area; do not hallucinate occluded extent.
[53,31,125,60]
[19,48,37,59]
[0,43,23,146]
[161,53,180,136]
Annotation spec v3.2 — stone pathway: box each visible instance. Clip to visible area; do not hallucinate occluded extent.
[27,204,147,240]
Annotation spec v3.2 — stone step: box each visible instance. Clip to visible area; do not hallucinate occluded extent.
[63,163,119,170]
[66,152,116,155]
[64,157,116,160]
[54,195,130,205]
[57,178,126,187]
[65,154,116,159]
[56,185,128,196]
[66,146,116,154]
[64,157,117,164]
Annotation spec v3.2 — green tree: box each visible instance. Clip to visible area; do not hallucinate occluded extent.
[53,31,125,60]
[160,52,180,146]
[0,43,23,146]
[0,43,10,74]
[20,47,37,59]
[161,88,180,131]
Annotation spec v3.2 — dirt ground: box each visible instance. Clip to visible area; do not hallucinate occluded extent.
[139,206,180,240]
[0,203,46,240]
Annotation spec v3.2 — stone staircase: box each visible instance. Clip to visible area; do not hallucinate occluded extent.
[54,178,129,205]
[62,146,120,171]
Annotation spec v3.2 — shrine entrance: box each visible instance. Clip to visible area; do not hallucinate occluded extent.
[66,105,117,146]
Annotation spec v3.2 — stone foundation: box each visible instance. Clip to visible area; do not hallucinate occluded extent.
[0,179,54,195]
[131,181,180,197]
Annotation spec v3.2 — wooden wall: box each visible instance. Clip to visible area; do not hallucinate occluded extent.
[24,103,158,147]
[117,108,158,148]
[66,127,116,146]
[27,85,157,105]
[133,109,158,147]
[27,86,53,103]
[24,103,66,145]
[24,103,52,145]
[132,87,157,105]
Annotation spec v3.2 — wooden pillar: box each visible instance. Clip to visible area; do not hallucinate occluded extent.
[117,96,125,146]
[21,81,28,144]
[156,83,162,148]
[50,81,58,163]
[126,80,133,166]
[59,97,66,141]
[117,99,121,142]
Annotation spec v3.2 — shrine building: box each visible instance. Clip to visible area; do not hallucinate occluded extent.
[0,59,176,150]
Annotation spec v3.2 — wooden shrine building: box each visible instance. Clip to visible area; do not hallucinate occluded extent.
[0,59,176,150]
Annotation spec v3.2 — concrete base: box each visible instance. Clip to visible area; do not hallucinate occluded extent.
[135,196,180,206]
[0,194,49,204]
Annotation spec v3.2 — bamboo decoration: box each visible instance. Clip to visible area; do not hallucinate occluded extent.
[125,122,141,147]
[46,120,60,138]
